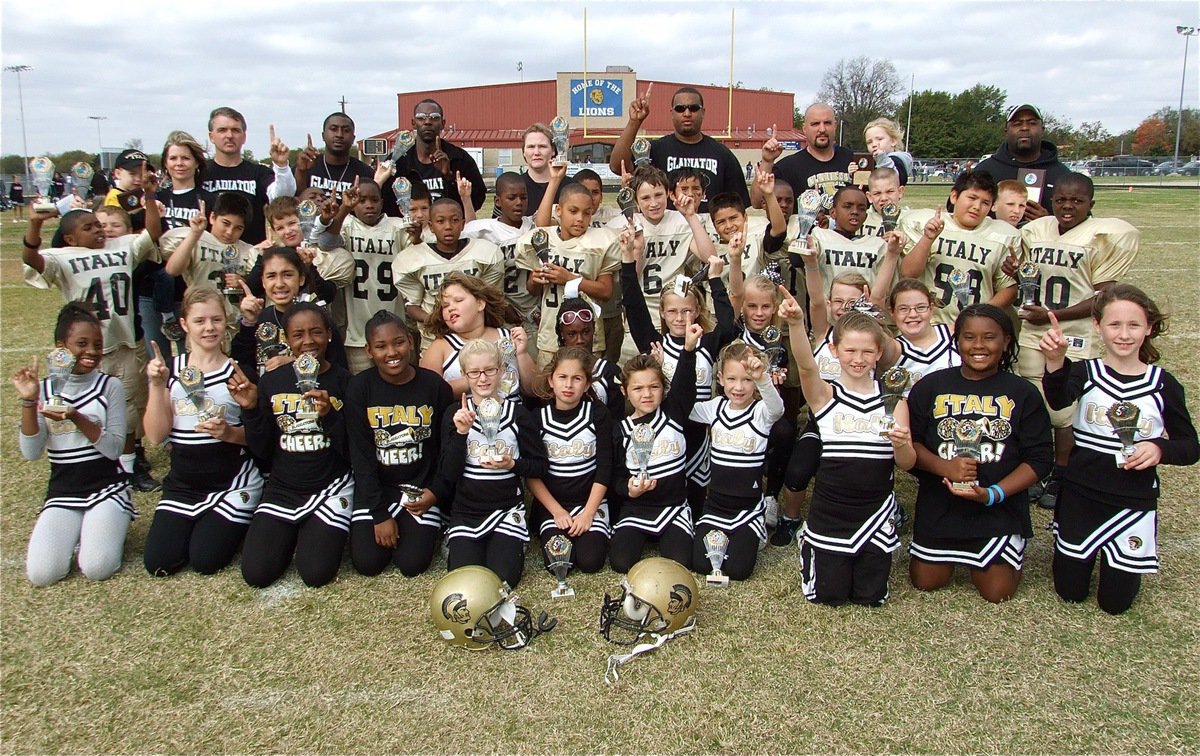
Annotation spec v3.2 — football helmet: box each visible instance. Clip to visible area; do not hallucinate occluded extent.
[430,566,556,650]
[599,557,698,645]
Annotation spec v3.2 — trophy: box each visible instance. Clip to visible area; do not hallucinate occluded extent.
[398,483,425,508]
[70,162,95,202]
[497,336,519,396]
[788,190,823,266]
[30,157,55,213]
[550,116,570,167]
[849,293,885,321]
[819,192,835,213]
[881,203,901,233]
[1107,401,1141,465]
[951,419,983,492]
[391,130,416,162]
[616,187,642,232]
[630,423,656,486]
[476,397,505,462]
[1017,260,1041,309]
[530,228,551,268]
[255,322,289,366]
[703,530,730,588]
[293,352,321,420]
[178,365,212,422]
[221,245,243,304]
[297,199,320,247]
[44,347,76,413]
[393,177,413,228]
[631,137,651,167]
[761,325,787,380]
[672,267,709,299]
[544,534,575,599]
[762,263,784,288]
[877,366,910,436]
[948,269,972,309]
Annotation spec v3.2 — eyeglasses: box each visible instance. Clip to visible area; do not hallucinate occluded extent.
[672,104,703,113]
[560,309,595,326]
[894,304,932,315]
[465,367,499,379]
[413,113,443,123]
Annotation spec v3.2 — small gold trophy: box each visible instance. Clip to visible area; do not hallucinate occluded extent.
[878,366,911,436]
[703,530,730,588]
[1107,401,1142,466]
[545,534,575,599]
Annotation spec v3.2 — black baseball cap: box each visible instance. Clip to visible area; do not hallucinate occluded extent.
[114,149,149,170]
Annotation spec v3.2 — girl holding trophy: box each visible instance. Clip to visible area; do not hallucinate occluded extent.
[235,302,353,589]
[529,346,615,575]
[1041,285,1197,614]
[346,311,454,578]
[441,339,548,589]
[15,303,133,585]
[906,304,1052,603]
[142,286,264,576]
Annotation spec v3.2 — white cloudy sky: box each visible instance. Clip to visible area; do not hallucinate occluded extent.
[2,0,1197,158]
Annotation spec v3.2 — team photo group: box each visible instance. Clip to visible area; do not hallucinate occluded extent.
[13,83,1197,652]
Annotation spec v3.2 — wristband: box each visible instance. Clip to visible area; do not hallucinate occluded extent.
[22,238,40,250]
[21,399,37,407]
[987,484,1005,506]
[985,487,996,507]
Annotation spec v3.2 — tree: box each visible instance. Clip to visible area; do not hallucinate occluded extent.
[1075,121,1116,158]
[816,57,903,149]
[1131,117,1171,155]
[241,149,255,163]
[895,84,1006,157]
[1150,106,1200,156]
[793,106,803,129]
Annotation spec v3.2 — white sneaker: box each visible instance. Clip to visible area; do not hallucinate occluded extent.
[763,495,779,528]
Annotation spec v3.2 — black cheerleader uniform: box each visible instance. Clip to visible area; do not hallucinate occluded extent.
[240,360,353,588]
[143,355,264,576]
[609,349,698,573]
[907,367,1053,571]
[441,395,549,588]
[689,386,784,581]
[622,261,738,515]
[533,399,614,573]
[345,367,454,577]
[800,383,900,606]
[1045,358,1198,613]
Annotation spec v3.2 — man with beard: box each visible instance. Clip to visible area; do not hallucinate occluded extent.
[976,104,1069,223]
[753,102,853,208]
[294,112,374,199]
[201,106,296,245]
[609,85,749,208]
[380,99,486,218]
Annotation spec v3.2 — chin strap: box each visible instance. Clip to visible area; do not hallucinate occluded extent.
[604,615,697,684]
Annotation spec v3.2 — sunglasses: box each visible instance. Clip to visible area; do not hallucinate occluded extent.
[560,309,595,326]
[672,104,703,113]
[413,113,443,123]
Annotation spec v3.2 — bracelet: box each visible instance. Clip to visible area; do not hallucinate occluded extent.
[985,487,996,507]
[20,399,37,407]
[986,484,1006,507]
[22,238,40,250]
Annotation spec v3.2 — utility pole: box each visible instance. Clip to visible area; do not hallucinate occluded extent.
[1173,26,1198,170]
[339,96,348,113]
[89,116,108,170]
[4,65,32,189]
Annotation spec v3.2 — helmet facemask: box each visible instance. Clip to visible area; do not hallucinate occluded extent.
[599,578,667,645]
[475,590,557,650]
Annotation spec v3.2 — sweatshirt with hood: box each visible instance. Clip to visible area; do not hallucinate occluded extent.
[976,139,1070,210]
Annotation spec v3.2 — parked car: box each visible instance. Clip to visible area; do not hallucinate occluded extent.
[1153,160,1186,176]
[1178,161,1200,176]
[1091,156,1155,176]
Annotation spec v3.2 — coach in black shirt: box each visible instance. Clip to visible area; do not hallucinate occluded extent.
[381,99,486,217]
[294,112,374,199]
[610,85,749,208]
[754,102,853,207]
[201,106,296,245]
[976,103,1069,223]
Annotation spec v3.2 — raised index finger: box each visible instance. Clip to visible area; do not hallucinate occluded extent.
[777,283,798,304]
[1047,310,1061,331]
[307,133,314,149]
[269,124,277,143]
[150,340,164,362]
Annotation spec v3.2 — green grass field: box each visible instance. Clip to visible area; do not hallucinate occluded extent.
[2,186,1198,753]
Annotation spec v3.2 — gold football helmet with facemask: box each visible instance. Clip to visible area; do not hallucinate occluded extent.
[599,557,698,644]
[430,566,556,650]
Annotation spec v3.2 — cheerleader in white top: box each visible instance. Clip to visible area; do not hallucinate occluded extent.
[782,288,916,606]
[688,342,785,580]
[142,287,264,576]
[889,279,961,390]
[14,303,132,586]
[1041,285,1198,614]
[420,272,538,401]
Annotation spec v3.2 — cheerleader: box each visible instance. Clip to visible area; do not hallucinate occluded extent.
[610,318,704,573]
[552,298,625,420]
[889,278,961,389]
[234,302,354,588]
[346,311,454,577]
[781,291,916,605]
[907,304,1053,603]
[419,272,537,400]
[528,347,614,574]
[142,286,264,576]
[689,342,785,580]
[14,304,133,585]
[442,339,549,588]
[622,228,736,517]
[1041,285,1197,614]
[231,246,348,378]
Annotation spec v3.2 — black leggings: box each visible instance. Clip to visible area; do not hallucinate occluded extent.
[801,540,892,607]
[447,533,526,588]
[350,516,440,577]
[692,522,761,581]
[765,416,795,498]
[536,527,608,574]
[784,417,822,493]
[143,509,247,576]
[1053,550,1143,615]
[609,526,692,573]
[241,514,347,589]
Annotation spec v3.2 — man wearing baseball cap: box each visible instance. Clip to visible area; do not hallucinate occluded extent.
[976,103,1070,222]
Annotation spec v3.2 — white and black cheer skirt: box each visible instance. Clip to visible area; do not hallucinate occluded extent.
[254,472,356,532]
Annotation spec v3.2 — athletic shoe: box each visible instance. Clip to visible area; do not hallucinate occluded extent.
[770,517,802,547]
[763,495,779,529]
[1038,475,1061,510]
[131,468,161,492]
[895,505,910,531]
[1026,478,1046,503]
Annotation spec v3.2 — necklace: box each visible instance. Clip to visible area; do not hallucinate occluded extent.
[321,156,351,191]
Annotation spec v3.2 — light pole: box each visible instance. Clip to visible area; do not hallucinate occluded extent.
[89,116,107,171]
[1173,26,1198,170]
[4,65,32,190]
